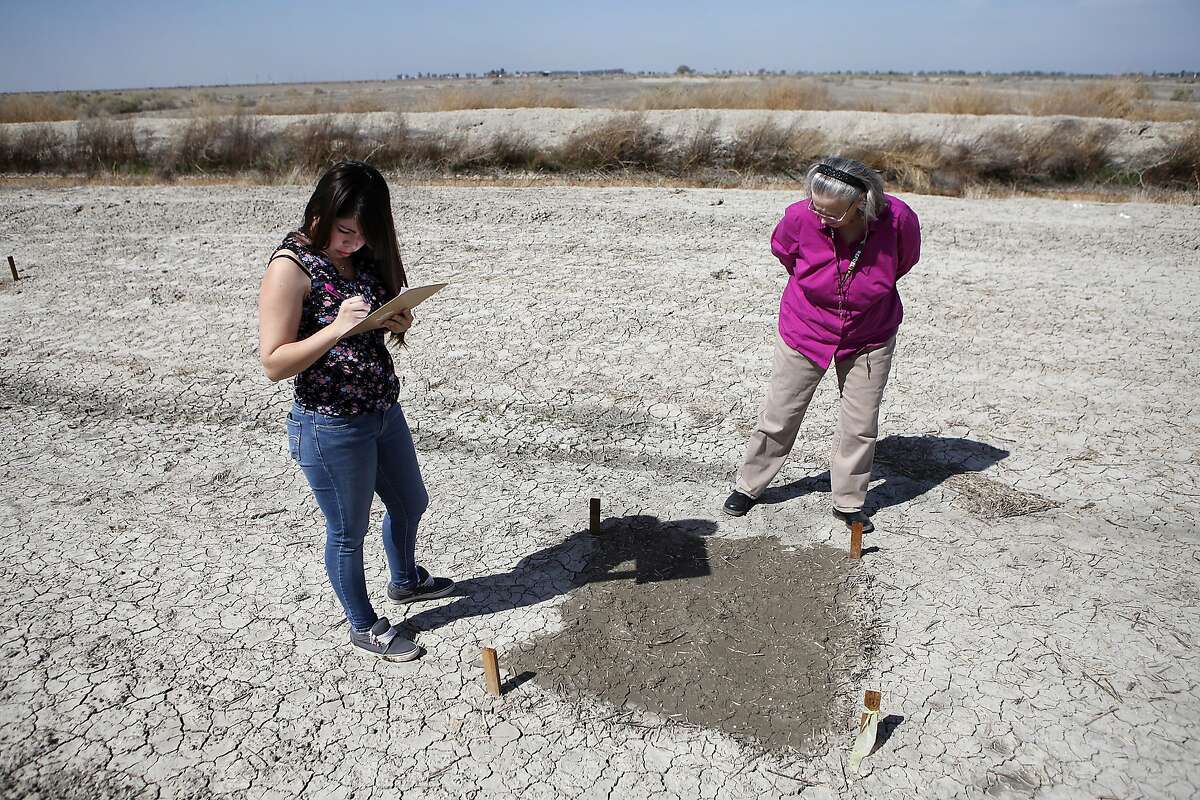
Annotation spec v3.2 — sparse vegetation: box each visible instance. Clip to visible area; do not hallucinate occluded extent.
[415,86,578,111]
[1025,80,1151,119]
[1137,122,1200,191]
[0,94,77,124]
[627,79,831,111]
[925,88,1015,116]
[555,114,665,171]
[728,119,824,174]
[1,111,1195,199]
[3,76,1196,124]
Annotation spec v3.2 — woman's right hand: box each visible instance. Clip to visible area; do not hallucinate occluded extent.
[333,295,371,338]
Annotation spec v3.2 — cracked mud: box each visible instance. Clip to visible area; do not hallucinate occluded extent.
[1,185,1198,799]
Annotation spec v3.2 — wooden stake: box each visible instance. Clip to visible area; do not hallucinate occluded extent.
[860,690,882,728]
[589,497,601,536]
[6,256,16,281]
[849,521,863,560]
[481,647,501,697]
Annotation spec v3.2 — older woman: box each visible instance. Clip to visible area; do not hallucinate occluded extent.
[723,156,921,532]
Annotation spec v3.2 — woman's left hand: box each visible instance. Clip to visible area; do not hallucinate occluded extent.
[380,307,414,334]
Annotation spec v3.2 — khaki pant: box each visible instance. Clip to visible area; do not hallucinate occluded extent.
[735,332,896,511]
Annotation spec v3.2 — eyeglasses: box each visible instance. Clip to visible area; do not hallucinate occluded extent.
[808,197,860,224]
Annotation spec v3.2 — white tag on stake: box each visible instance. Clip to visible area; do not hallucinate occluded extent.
[848,696,881,773]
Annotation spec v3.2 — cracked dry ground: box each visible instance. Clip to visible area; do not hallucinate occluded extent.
[1,185,1198,799]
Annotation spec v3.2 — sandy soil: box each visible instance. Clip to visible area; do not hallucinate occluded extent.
[0,183,1198,798]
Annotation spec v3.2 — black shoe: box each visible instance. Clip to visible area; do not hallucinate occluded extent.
[349,618,421,661]
[387,566,456,605]
[832,508,875,533]
[723,490,755,517]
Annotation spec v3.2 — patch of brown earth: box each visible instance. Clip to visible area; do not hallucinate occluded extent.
[510,517,876,752]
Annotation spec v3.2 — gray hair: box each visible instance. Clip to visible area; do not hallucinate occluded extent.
[804,156,887,223]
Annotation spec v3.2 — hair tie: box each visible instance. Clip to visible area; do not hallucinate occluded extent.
[815,164,868,193]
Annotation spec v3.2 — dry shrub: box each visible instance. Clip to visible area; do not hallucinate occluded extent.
[1139,122,1200,190]
[849,137,955,194]
[0,125,68,172]
[926,88,1014,116]
[289,116,374,171]
[94,91,181,116]
[74,119,145,172]
[0,94,76,123]
[842,121,1115,194]
[669,118,721,173]
[628,79,831,110]
[478,131,545,170]
[729,120,824,174]
[1025,80,1151,120]
[967,122,1114,183]
[419,85,578,111]
[283,115,466,172]
[555,115,665,171]
[164,115,278,174]
[374,118,468,169]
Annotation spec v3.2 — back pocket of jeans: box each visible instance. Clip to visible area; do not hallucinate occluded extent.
[286,416,301,462]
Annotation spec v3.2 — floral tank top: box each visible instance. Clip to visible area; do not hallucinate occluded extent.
[271,232,400,416]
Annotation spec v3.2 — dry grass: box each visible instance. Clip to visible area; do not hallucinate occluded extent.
[669,117,721,173]
[627,79,831,111]
[966,122,1115,183]
[254,94,396,116]
[74,119,145,171]
[848,137,952,195]
[839,121,1118,195]
[2,112,1196,200]
[555,114,666,171]
[728,120,825,175]
[1137,122,1200,191]
[1025,80,1151,120]
[925,88,1016,116]
[0,94,77,124]
[0,125,66,172]
[416,85,578,112]
[162,115,276,175]
[947,474,1061,519]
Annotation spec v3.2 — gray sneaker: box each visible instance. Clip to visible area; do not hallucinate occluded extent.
[349,618,421,661]
[387,566,456,605]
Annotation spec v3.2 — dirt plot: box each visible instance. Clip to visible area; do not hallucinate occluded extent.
[0,184,1198,798]
[500,521,871,753]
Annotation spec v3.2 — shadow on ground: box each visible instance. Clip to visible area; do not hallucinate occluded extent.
[759,434,1038,517]
[407,515,875,752]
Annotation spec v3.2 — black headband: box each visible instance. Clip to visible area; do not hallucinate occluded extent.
[814,164,868,193]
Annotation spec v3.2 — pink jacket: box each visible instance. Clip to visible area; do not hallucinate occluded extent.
[770,193,921,367]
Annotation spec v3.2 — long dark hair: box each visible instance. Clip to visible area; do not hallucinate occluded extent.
[300,161,408,341]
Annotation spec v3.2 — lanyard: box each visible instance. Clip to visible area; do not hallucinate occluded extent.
[835,232,868,321]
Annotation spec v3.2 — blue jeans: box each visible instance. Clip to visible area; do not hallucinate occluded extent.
[286,401,429,631]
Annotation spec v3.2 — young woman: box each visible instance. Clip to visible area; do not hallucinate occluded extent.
[258,160,453,661]
[723,156,921,532]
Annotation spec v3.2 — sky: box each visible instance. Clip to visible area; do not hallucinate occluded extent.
[1,0,1197,93]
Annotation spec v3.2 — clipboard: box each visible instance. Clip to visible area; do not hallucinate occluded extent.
[344,283,448,337]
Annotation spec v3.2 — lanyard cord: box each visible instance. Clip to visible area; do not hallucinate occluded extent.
[835,230,869,320]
